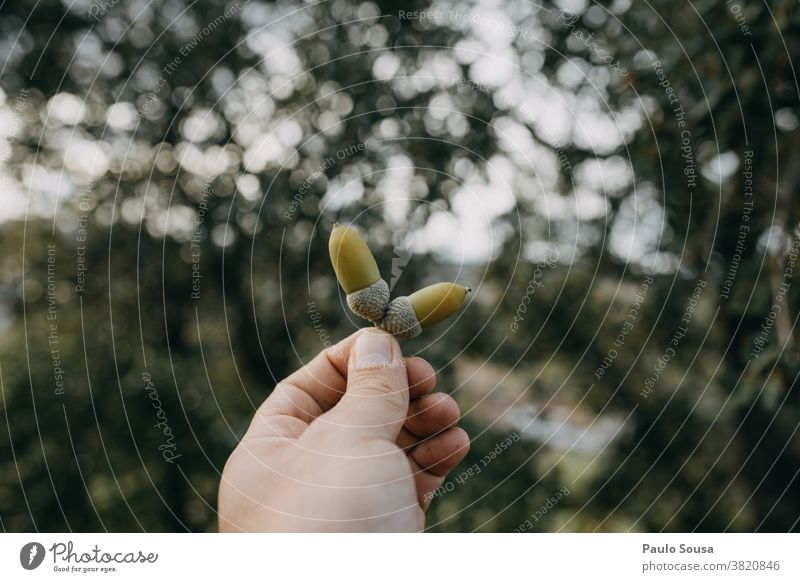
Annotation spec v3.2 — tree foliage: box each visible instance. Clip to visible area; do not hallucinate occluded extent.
[0,0,798,532]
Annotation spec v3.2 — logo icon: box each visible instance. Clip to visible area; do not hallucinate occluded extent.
[20,542,45,570]
[389,231,414,292]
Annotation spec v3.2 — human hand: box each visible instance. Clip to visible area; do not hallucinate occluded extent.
[218,328,470,532]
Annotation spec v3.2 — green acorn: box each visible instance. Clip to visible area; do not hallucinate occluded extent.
[329,224,390,323]
[380,283,471,339]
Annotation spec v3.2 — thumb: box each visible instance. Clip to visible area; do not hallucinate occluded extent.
[329,329,409,441]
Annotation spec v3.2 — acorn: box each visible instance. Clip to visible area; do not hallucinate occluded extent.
[380,283,471,339]
[329,223,390,324]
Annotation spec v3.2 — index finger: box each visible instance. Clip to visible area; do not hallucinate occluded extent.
[257,330,438,425]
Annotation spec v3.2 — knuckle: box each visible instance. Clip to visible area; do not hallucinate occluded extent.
[355,377,396,396]
[352,368,404,394]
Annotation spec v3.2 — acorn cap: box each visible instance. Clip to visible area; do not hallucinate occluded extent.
[379,296,423,339]
[347,279,390,324]
[329,224,381,294]
[380,283,471,339]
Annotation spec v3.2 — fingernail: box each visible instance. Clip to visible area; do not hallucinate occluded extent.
[354,330,392,369]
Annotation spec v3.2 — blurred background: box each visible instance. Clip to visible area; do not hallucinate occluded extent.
[1,0,799,532]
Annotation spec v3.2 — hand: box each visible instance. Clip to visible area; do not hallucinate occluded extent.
[218,328,471,532]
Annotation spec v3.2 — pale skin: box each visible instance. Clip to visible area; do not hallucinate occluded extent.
[219,328,471,532]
